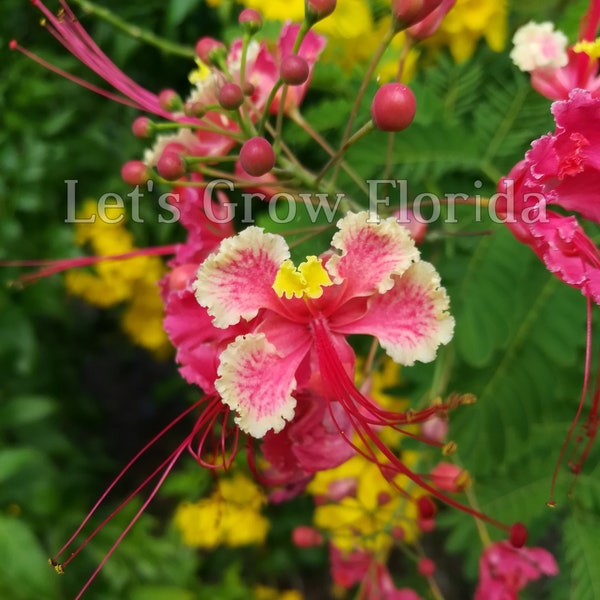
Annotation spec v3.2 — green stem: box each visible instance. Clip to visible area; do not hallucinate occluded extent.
[316,120,375,184]
[328,25,395,184]
[70,0,196,58]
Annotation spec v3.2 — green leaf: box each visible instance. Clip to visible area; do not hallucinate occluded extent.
[563,509,600,600]
[0,448,42,484]
[453,228,528,367]
[0,395,57,427]
[0,516,59,600]
[167,0,199,29]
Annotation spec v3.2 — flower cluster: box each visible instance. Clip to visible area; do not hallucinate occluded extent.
[8,0,583,598]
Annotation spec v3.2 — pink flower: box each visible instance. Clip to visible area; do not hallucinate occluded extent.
[475,541,558,600]
[193,211,454,439]
[246,23,326,114]
[511,1,600,100]
[259,391,355,499]
[496,89,600,304]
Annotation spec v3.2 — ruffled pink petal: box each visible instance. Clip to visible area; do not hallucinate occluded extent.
[215,333,310,438]
[194,227,289,328]
[163,287,246,392]
[335,262,454,366]
[326,212,420,299]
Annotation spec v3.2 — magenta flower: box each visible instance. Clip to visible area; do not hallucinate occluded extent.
[193,211,454,439]
[475,541,558,600]
[511,0,600,100]
[497,89,600,304]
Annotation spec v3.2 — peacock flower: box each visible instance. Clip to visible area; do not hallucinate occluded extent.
[193,211,454,439]
[475,541,558,600]
[496,88,600,503]
[511,0,600,100]
[496,89,600,305]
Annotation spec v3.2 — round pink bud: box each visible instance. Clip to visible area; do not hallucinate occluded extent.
[168,264,198,292]
[195,37,226,65]
[121,160,150,186]
[305,0,337,23]
[158,89,182,111]
[157,151,186,181]
[421,415,448,443]
[132,116,152,138]
[239,137,276,177]
[371,82,417,132]
[239,8,262,33]
[218,82,244,110]
[430,463,470,493]
[377,492,392,506]
[391,0,444,31]
[509,522,528,548]
[292,526,323,548]
[417,517,436,532]
[280,55,310,85]
[418,557,436,577]
[391,526,405,541]
[184,100,206,118]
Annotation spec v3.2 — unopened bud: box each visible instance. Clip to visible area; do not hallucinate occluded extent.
[121,160,151,186]
[391,0,444,32]
[305,0,337,25]
[239,8,262,34]
[292,526,323,547]
[195,37,226,66]
[406,0,455,39]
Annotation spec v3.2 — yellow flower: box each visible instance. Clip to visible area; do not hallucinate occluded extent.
[174,472,269,548]
[307,452,422,554]
[254,586,304,600]
[424,0,508,62]
[64,199,171,355]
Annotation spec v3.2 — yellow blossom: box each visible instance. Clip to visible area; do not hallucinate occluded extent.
[254,586,304,600]
[307,452,422,553]
[424,0,508,62]
[64,199,171,355]
[174,472,269,548]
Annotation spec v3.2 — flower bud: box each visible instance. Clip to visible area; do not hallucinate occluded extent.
[239,8,262,34]
[239,137,276,177]
[509,522,528,548]
[371,83,417,132]
[406,0,455,39]
[418,557,436,577]
[157,151,186,181]
[121,160,151,186]
[305,0,337,25]
[280,55,310,85]
[391,0,444,32]
[195,37,226,66]
[158,88,182,111]
[132,116,152,138]
[218,82,244,110]
[430,463,471,493]
[292,526,323,547]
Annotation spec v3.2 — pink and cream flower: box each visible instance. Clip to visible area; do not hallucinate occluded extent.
[193,211,455,439]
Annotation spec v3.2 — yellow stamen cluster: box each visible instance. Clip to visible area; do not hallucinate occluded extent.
[573,38,600,59]
[272,256,332,299]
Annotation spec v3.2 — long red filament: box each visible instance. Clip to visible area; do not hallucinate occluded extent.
[312,318,511,533]
[549,295,593,506]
